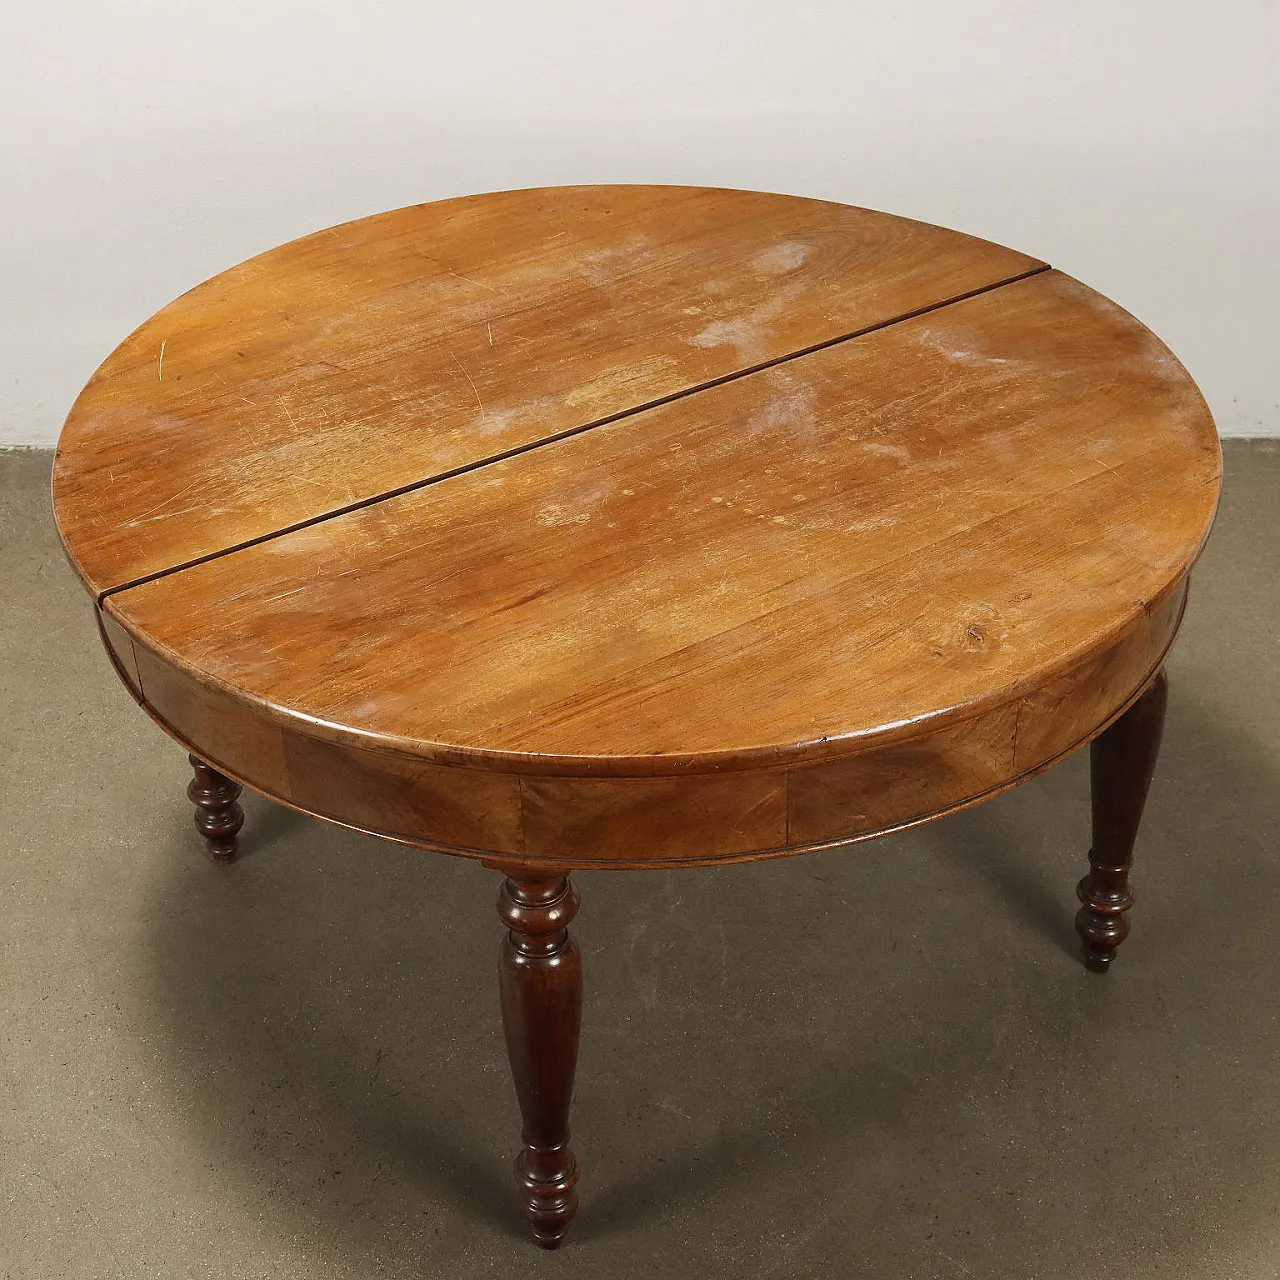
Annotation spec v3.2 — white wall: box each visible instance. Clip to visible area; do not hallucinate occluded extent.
[2,0,1276,447]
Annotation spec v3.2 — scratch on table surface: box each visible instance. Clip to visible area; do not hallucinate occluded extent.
[487,322,494,345]
[449,267,499,293]
[237,404,317,509]
[127,480,200,524]
[133,503,203,525]
[428,258,511,299]
[157,339,167,381]
[450,353,485,420]
[264,584,311,603]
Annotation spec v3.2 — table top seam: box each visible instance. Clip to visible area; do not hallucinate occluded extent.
[95,261,1052,606]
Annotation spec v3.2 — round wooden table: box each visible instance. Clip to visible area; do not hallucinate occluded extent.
[53,186,1220,1247]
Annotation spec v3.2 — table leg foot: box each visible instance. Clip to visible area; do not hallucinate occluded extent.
[187,753,244,862]
[1076,668,1168,972]
[496,869,582,1248]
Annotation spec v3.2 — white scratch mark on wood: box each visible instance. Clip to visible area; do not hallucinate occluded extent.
[157,339,166,381]
[450,353,485,421]
[429,258,511,298]
[132,503,202,525]
[127,481,199,524]
[487,322,494,346]
[263,585,310,603]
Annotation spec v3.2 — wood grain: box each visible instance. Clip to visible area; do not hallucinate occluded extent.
[98,578,1183,866]
[56,187,1221,865]
[101,270,1219,777]
[131,639,290,795]
[97,608,142,698]
[52,186,1042,596]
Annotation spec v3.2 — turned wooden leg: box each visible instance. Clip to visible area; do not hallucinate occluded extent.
[496,869,582,1248]
[187,753,244,863]
[1076,669,1169,972]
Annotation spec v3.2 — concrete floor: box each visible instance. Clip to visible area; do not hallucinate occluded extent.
[2,441,1278,1278]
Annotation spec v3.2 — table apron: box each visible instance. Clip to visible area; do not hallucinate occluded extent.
[96,580,1187,870]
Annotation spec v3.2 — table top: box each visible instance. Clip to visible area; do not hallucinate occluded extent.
[54,185,1220,802]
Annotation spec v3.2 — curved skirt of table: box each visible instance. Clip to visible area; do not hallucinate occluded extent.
[97,577,1186,868]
